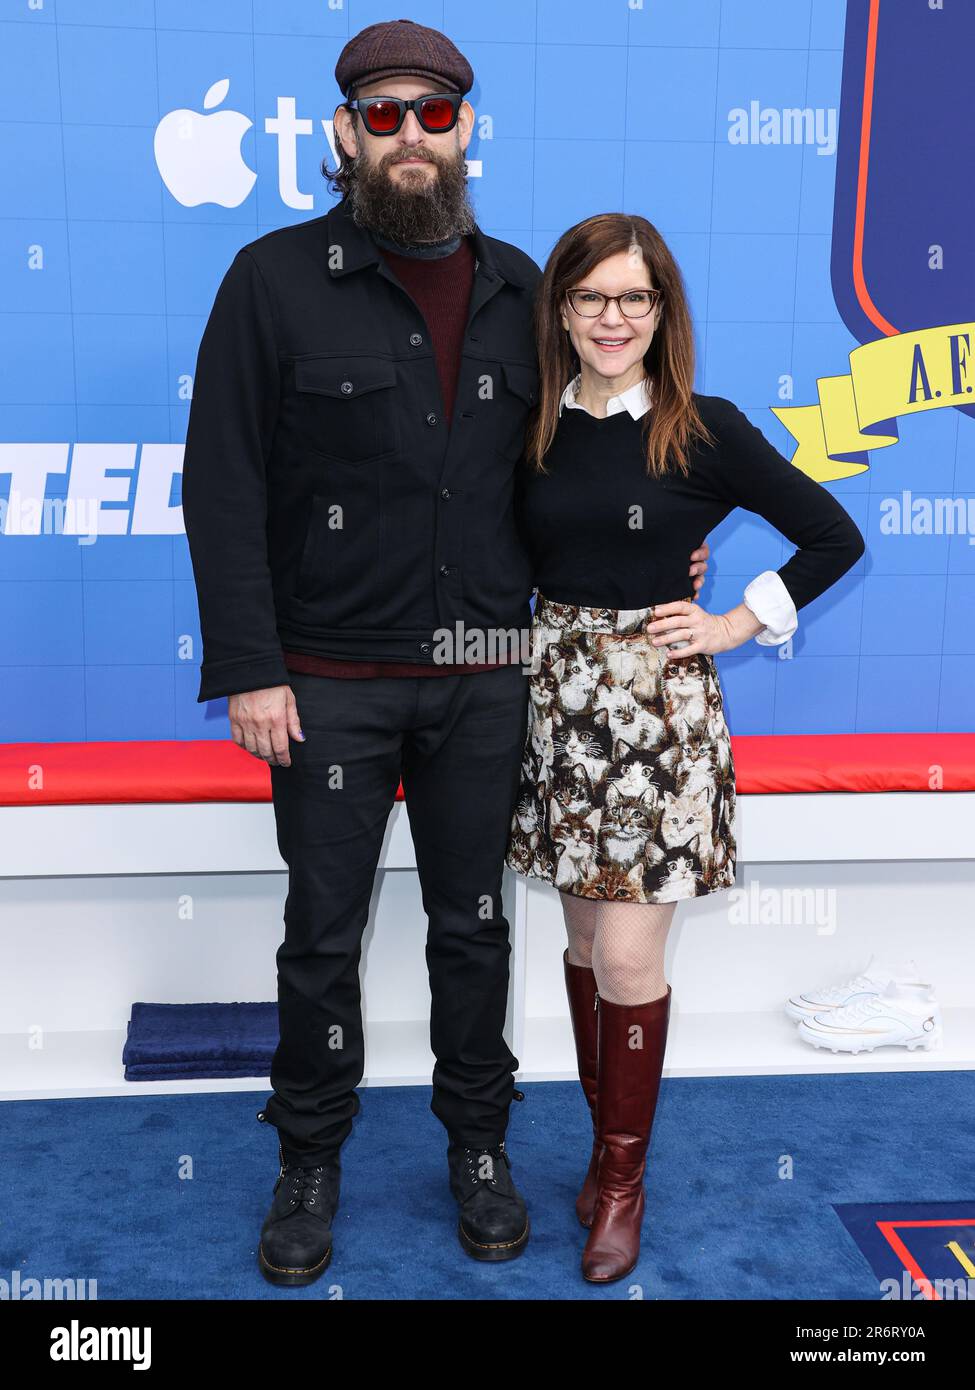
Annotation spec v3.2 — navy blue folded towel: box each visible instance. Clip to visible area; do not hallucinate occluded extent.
[122,1001,279,1081]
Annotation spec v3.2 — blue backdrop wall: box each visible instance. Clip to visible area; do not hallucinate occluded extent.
[1,0,972,743]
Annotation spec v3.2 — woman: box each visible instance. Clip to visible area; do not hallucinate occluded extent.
[505,214,865,1283]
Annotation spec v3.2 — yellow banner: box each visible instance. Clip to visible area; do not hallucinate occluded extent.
[773,320,975,481]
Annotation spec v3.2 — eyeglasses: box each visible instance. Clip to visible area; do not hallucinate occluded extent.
[347,92,463,137]
[566,288,663,319]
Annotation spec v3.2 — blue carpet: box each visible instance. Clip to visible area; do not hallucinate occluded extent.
[2,1071,972,1299]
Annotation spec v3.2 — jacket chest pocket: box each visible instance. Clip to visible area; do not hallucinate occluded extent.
[291,355,399,464]
[496,361,540,460]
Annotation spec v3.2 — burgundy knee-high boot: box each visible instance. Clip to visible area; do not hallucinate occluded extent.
[582,986,671,1282]
[562,949,601,1227]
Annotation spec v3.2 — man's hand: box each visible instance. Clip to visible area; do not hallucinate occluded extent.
[228,685,303,767]
[688,536,710,595]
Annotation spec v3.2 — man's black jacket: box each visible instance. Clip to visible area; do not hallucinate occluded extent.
[181,196,542,702]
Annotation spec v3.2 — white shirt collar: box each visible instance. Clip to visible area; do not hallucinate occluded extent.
[558,372,653,421]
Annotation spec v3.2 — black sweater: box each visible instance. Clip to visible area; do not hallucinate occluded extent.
[516,392,865,612]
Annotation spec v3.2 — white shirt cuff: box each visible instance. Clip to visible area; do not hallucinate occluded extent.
[743,570,798,646]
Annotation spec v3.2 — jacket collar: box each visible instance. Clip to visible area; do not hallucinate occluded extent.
[323,194,530,289]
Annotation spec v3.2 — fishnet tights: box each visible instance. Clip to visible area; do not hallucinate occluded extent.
[560,890,675,1004]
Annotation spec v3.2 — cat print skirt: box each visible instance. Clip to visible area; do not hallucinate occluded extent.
[504,592,738,904]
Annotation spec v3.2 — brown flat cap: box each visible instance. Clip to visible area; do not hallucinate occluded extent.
[335,17,474,99]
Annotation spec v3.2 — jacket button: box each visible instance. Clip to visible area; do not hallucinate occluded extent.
[340,381,354,394]
[426,413,439,427]
[439,565,451,577]
[419,642,432,655]
[410,333,423,346]
[440,488,451,500]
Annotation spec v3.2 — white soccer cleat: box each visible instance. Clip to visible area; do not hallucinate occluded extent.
[796,987,942,1055]
[785,955,922,1022]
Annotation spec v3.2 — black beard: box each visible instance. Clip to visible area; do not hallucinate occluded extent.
[346,145,477,246]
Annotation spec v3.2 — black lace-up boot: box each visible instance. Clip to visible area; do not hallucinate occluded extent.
[257,1133,341,1287]
[447,1140,529,1261]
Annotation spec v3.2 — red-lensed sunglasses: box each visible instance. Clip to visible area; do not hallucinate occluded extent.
[347,91,463,136]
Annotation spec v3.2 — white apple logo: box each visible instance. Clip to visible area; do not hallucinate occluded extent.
[154,78,256,208]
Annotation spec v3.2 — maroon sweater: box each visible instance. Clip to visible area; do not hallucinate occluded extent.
[282,233,509,680]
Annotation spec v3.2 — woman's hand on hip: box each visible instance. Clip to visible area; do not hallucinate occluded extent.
[644,600,745,656]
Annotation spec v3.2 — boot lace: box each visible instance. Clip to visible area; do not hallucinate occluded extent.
[281,1164,326,1210]
[462,1144,508,1189]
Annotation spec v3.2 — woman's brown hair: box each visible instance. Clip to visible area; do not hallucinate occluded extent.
[527,213,715,478]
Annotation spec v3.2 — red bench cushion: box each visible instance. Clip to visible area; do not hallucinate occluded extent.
[0,734,973,806]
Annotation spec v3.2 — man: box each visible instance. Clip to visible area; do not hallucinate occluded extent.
[182,18,710,1286]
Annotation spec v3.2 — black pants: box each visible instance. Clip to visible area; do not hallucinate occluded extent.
[262,663,529,1167]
